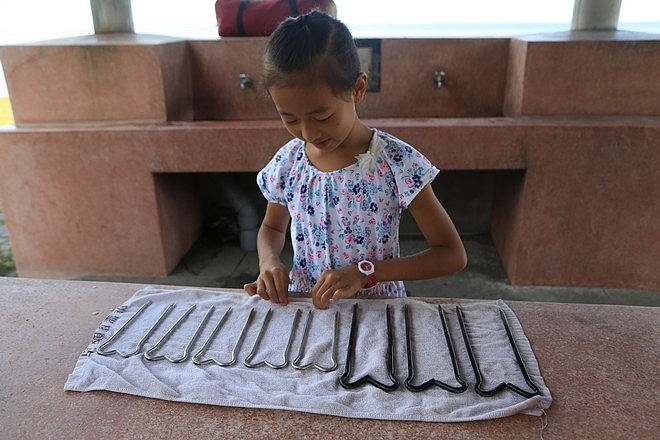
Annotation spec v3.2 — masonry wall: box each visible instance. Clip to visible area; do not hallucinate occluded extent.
[0,31,658,290]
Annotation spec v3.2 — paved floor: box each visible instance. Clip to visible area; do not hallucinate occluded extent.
[80,232,660,307]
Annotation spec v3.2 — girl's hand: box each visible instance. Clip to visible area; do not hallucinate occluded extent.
[311,265,366,309]
[244,262,290,306]
[245,202,291,305]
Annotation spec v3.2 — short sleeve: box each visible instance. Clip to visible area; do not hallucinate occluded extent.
[380,133,439,209]
[257,139,302,206]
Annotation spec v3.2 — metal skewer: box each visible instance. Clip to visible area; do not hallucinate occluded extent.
[144,304,198,361]
[339,303,399,392]
[404,304,467,393]
[292,309,339,372]
[456,305,541,398]
[97,301,152,356]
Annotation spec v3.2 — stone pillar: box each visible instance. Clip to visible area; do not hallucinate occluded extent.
[90,0,134,33]
[571,0,622,30]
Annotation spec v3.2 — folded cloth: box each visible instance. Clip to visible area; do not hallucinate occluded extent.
[65,287,552,422]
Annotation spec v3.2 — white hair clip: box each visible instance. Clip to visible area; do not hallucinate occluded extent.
[355,135,384,172]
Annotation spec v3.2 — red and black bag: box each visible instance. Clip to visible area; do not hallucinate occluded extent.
[215,0,336,36]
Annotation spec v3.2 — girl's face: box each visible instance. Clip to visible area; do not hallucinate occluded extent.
[268,75,368,156]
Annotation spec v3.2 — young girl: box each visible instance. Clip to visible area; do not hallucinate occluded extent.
[244,11,467,309]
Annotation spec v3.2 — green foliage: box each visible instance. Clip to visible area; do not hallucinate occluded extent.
[0,213,16,276]
[0,247,15,276]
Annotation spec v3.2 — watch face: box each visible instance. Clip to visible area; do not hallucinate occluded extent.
[359,261,374,272]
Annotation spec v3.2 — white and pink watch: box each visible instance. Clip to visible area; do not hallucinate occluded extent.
[357,259,377,288]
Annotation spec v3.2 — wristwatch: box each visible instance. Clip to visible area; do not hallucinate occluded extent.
[357,259,377,288]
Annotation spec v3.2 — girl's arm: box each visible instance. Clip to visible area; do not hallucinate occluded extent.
[380,182,467,280]
[244,202,291,305]
[311,184,466,308]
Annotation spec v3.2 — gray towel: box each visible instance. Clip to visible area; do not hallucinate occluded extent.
[65,287,552,422]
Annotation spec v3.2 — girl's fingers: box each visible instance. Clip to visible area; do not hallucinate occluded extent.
[246,268,291,306]
[255,278,272,302]
[262,277,280,304]
[311,280,329,309]
[273,270,289,305]
[312,282,338,310]
[244,282,258,295]
[332,288,349,302]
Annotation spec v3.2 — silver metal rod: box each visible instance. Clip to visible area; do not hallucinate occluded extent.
[97,301,152,356]
[292,310,339,372]
[144,304,197,361]
[243,309,273,368]
[244,309,301,369]
[193,307,255,367]
[116,303,175,358]
[265,309,302,369]
[166,305,216,363]
[212,307,253,367]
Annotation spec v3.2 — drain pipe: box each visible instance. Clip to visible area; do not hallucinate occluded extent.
[215,175,260,252]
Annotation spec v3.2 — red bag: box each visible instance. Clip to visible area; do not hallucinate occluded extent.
[216,0,336,36]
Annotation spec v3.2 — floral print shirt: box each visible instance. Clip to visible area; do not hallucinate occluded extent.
[257,129,439,297]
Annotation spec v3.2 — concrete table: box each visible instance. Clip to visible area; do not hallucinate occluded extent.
[0,278,657,439]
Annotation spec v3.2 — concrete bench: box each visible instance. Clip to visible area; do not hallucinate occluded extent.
[0,278,657,438]
[0,32,659,290]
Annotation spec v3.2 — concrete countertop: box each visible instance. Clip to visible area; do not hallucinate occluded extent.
[0,277,657,439]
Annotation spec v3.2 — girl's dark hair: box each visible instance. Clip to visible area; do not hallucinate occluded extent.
[262,11,361,96]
